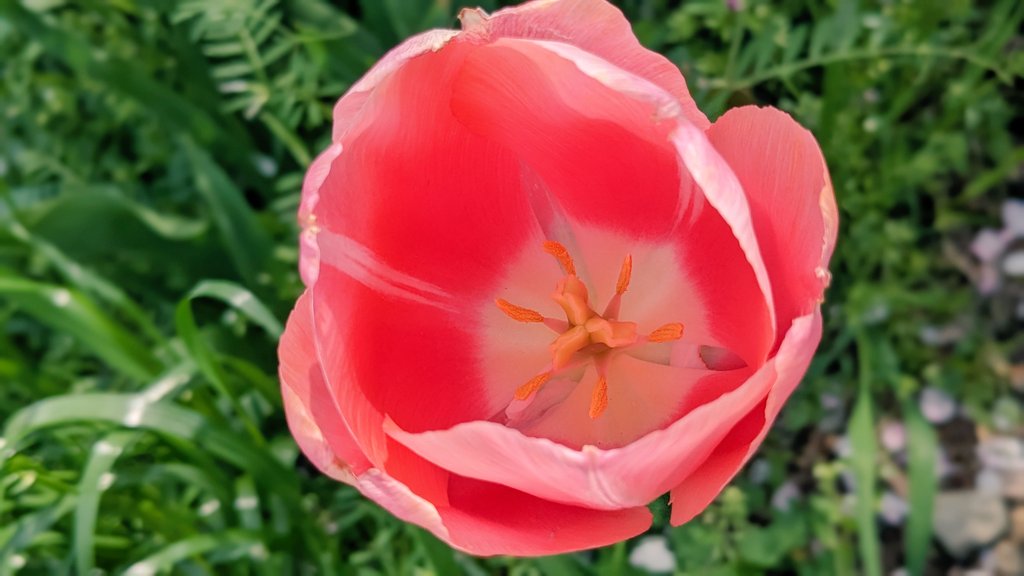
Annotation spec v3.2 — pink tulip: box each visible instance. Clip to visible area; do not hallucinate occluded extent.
[279,0,838,556]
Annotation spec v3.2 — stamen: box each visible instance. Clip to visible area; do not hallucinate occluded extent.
[648,322,685,343]
[495,299,545,323]
[616,254,632,294]
[500,242,688,419]
[589,375,609,419]
[515,371,551,400]
[542,241,576,276]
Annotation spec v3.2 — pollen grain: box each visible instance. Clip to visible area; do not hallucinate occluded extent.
[589,376,609,419]
[616,254,633,294]
[496,298,545,323]
[515,371,552,401]
[648,322,685,343]
[542,241,576,276]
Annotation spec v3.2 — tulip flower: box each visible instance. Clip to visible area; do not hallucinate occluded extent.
[279,0,837,556]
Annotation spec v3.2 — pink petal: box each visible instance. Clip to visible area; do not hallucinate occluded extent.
[298,143,340,287]
[669,311,823,525]
[386,361,773,510]
[707,106,837,344]
[290,287,653,555]
[330,29,459,142]
[278,291,371,479]
[459,0,708,130]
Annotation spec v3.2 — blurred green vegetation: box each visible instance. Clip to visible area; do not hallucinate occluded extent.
[1,0,1021,574]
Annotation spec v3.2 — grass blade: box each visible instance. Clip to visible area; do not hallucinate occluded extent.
[903,399,937,576]
[2,394,299,502]
[181,138,272,290]
[849,336,882,576]
[0,495,76,576]
[186,280,283,338]
[72,366,195,576]
[0,273,161,380]
[120,530,262,575]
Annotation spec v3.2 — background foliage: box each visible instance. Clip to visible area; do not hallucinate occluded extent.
[1,0,1022,574]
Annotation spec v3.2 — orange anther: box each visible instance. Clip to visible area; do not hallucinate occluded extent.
[589,375,609,419]
[648,322,685,343]
[514,371,551,401]
[496,299,545,323]
[616,254,632,294]
[542,241,576,276]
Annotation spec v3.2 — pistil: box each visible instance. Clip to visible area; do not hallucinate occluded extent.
[497,241,684,419]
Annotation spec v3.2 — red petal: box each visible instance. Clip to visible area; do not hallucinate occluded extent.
[347,464,652,556]
[439,475,652,556]
[451,40,681,238]
[312,265,496,434]
[314,40,543,299]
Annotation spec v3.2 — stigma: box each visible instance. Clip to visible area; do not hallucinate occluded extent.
[496,241,684,419]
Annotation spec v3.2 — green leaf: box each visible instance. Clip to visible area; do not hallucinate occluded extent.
[0,2,223,147]
[416,528,459,576]
[181,138,273,289]
[0,273,161,380]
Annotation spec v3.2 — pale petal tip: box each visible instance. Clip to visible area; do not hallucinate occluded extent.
[458,7,488,33]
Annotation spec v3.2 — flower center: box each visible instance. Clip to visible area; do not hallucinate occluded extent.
[495,241,684,419]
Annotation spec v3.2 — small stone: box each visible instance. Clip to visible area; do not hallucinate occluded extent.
[979,437,1024,472]
[994,540,1024,575]
[1003,251,1024,277]
[880,491,908,526]
[771,480,801,512]
[1002,473,1024,501]
[933,491,1009,559]
[977,468,1005,494]
[832,435,852,458]
[1010,506,1024,542]
[1004,199,1024,235]
[979,265,1002,295]
[972,229,1008,262]
[748,458,771,485]
[919,324,965,347]
[629,536,676,574]
[920,387,957,424]
[880,421,906,453]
